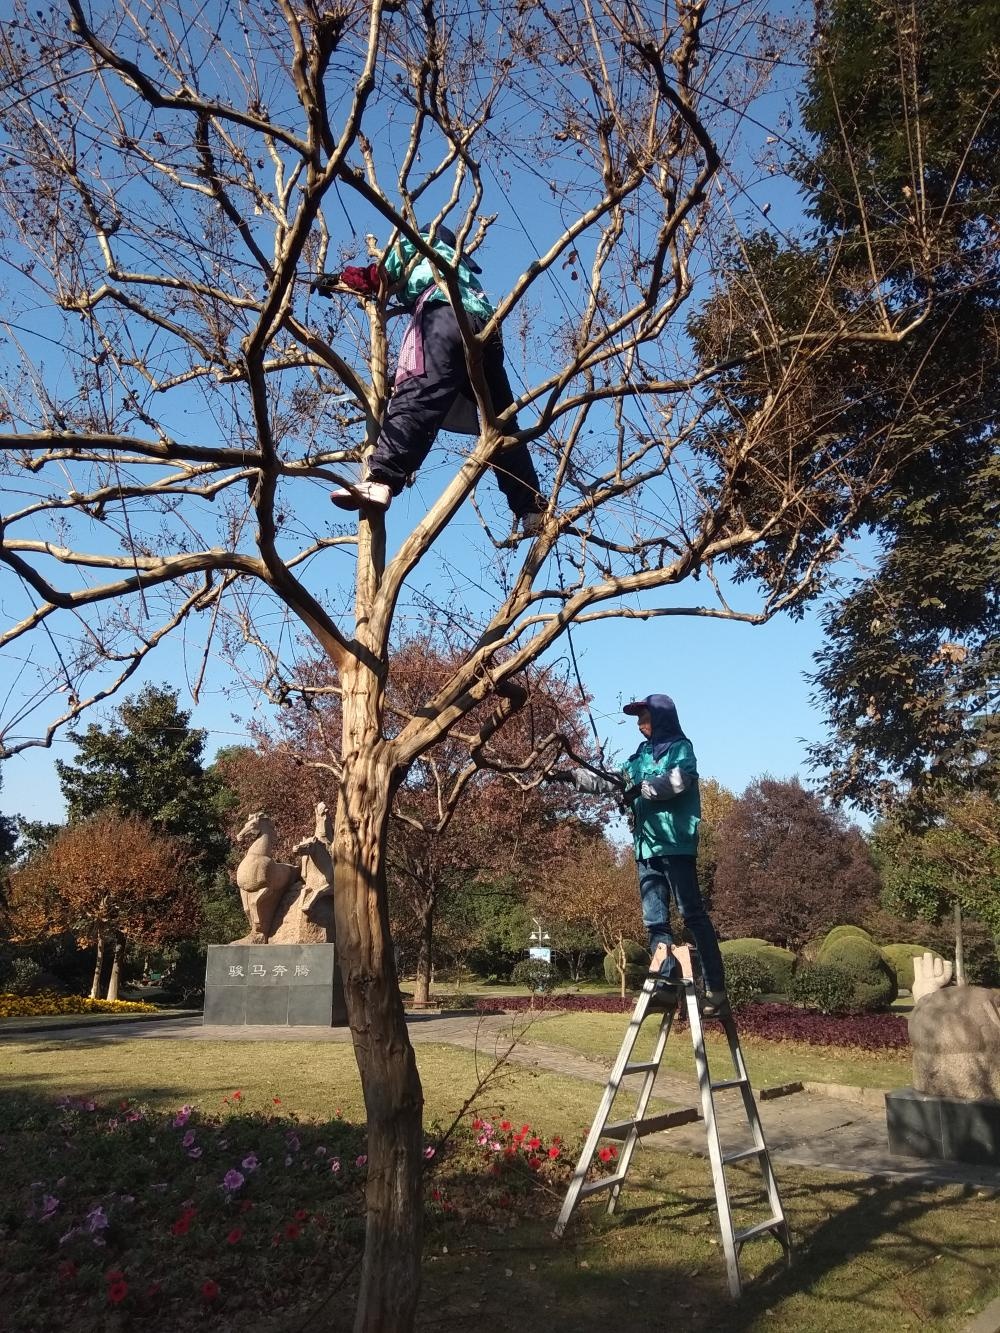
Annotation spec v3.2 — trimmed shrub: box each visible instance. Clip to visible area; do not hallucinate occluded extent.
[880,943,943,992]
[720,939,795,993]
[821,925,874,948]
[721,953,770,1009]
[788,963,856,1014]
[510,959,554,993]
[603,940,651,991]
[817,935,897,1011]
[5,958,45,995]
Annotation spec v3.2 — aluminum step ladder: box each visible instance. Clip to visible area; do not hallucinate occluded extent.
[553,943,791,1299]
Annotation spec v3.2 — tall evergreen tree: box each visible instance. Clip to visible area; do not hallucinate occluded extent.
[56,685,230,885]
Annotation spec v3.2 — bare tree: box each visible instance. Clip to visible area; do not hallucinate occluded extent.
[0,1,976,1326]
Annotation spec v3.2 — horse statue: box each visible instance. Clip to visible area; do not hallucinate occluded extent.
[234,812,302,944]
[291,801,336,916]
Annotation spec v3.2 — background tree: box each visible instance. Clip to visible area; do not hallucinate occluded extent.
[793,0,1000,815]
[217,638,596,1004]
[0,1,986,1323]
[872,791,1000,946]
[711,776,880,949]
[0,771,18,870]
[58,685,231,886]
[546,838,645,996]
[8,811,197,999]
[697,777,737,907]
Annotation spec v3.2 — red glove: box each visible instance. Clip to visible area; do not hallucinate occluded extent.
[340,263,380,295]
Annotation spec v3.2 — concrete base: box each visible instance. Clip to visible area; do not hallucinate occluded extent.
[886,1087,1000,1166]
[203,944,347,1027]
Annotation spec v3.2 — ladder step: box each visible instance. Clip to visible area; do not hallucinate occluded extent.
[578,1171,626,1198]
[603,1107,701,1140]
[721,1145,767,1165]
[734,1215,786,1245]
[711,1077,749,1091]
[623,1061,660,1075]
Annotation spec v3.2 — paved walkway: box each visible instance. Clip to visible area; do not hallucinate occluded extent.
[4,1010,1000,1189]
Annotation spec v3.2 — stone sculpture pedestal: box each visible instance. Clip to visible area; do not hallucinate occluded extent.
[203,943,347,1027]
[885,1087,1000,1167]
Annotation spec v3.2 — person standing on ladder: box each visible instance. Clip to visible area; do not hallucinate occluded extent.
[325,221,546,535]
[549,693,728,1017]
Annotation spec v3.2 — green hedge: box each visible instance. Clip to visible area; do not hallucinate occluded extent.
[880,943,943,992]
[817,935,897,1011]
[788,963,857,1014]
[721,953,771,1008]
[720,939,795,993]
[822,925,874,948]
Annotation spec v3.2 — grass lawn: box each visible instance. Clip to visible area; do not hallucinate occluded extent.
[519,1011,914,1089]
[1,1035,997,1331]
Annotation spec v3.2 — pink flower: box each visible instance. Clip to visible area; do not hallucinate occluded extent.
[490,1141,502,1152]
[330,1158,341,1174]
[40,1194,60,1220]
[241,1154,259,1172]
[85,1205,109,1233]
[423,1146,436,1160]
[173,1106,192,1128]
[182,1130,196,1149]
[187,1146,203,1159]
[355,1155,367,1168]
[222,1170,245,1193]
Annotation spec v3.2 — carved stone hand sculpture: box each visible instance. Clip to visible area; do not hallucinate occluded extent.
[908,952,1000,1100]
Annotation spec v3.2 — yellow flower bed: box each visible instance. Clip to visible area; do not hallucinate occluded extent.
[0,992,159,1019]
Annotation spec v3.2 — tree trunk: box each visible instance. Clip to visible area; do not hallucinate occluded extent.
[90,936,105,999]
[954,903,966,985]
[412,899,435,1008]
[106,937,124,1002]
[334,680,424,1332]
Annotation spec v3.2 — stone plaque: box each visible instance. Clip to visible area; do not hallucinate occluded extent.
[203,943,347,1027]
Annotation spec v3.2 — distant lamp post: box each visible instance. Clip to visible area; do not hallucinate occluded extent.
[528,918,551,965]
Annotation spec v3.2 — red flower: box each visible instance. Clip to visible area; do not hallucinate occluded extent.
[273,1096,282,1105]
[294,1208,310,1222]
[107,1280,128,1304]
[504,1147,517,1160]
[527,1155,542,1170]
[527,1136,541,1150]
[231,1090,243,1101]
[57,1260,77,1283]
[430,1188,441,1201]
[171,1216,191,1236]
[201,1279,220,1302]
[548,1146,561,1159]
[498,1192,512,1208]
[520,1124,531,1135]
[226,1228,243,1245]
[500,1120,512,1132]
[284,1223,301,1240]
[472,1117,483,1130]
[597,1146,618,1163]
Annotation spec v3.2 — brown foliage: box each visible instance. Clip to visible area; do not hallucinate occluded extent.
[8,811,198,950]
[711,776,879,949]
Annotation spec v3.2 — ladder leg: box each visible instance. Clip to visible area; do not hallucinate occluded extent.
[607,1009,674,1215]
[553,979,663,1238]
[687,980,743,1300]
[721,1013,793,1263]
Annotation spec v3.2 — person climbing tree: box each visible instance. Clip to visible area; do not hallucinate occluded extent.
[325,222,546,533]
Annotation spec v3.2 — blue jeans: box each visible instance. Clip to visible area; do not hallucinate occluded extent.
[637,855,726,993]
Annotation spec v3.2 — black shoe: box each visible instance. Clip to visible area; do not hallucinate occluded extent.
[700,990,730,1019]
[646,987,679,1013]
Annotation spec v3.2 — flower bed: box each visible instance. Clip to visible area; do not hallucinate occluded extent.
[0,992,159,1019]
[0,1089,590,1331]
[475,995,911,1050]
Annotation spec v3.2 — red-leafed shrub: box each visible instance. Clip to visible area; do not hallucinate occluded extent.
[474,996,911,1050]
